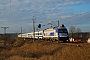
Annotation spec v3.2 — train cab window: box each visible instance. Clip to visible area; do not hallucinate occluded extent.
[58,29,68,33]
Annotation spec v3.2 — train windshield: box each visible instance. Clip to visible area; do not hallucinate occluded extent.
[58,29,68,33]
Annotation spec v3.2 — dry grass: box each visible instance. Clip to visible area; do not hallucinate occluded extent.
[0,38,90,60]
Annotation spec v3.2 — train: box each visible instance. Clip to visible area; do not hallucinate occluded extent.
[18,24,69,42]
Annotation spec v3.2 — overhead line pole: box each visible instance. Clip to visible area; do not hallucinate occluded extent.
[1,27,9,34]
[1,27,9,47]
[21,26,22,38]
[9,0,11,21]
[58,20,59,27]
[32,16,36,42]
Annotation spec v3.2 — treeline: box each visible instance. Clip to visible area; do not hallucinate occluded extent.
[69,26,90,41]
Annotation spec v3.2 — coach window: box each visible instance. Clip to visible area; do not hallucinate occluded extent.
[35,33,38,35]
[39,33,42,35]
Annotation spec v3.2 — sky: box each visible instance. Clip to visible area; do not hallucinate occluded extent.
[0,0,90,33]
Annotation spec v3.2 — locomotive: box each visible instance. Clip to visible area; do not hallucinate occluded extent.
[43,24,69,42]
[18,24,69,42]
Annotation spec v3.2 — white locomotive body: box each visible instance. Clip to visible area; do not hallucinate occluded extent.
[43,26,69,42]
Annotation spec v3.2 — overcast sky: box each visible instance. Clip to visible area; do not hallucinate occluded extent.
[0,0,90,33]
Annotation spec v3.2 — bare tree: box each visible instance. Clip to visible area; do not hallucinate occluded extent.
[76,27,82,39]
[69,26,76,39]
[76,28,81,33]
[69,26,76,33]
[86,33,90,40]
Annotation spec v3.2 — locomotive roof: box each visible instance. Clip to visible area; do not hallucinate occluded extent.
[58,24,66,29]
[44,26,66,31]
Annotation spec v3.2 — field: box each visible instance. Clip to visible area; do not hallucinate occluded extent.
[0,38,90,60]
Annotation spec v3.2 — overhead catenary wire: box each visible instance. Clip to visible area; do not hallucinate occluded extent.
[60,11,90,21]
[53,12,90,25]
[45,11,90,28]
[61,12,90,24]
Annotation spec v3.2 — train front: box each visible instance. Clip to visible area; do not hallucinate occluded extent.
[55,25,69,42]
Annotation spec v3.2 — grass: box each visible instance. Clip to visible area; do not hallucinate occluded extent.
[0,38,90,60]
